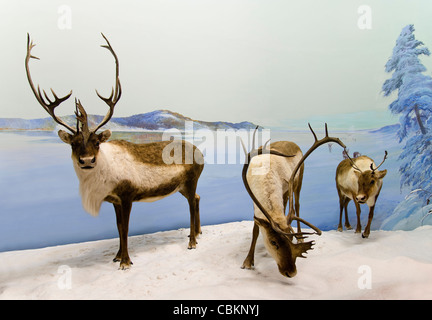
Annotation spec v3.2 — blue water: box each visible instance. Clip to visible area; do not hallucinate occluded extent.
[0,128,405,252]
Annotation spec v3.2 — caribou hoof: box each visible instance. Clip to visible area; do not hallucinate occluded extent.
[119,259,133,270]
[119,263,130,270]
[362,233,369,239]
[188,241,197,249]
[241,261,254,270]
[113,251,121,262]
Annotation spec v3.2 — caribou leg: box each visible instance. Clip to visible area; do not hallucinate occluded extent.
[186,195,198,249]
[337,193,351,231]
[362,205,375,238]
[241,222,259,269]
[353,196,362,234]
[194,194,202,235]
[343,198,352,230]
[180,187,201,249]
[294,175,303,242]
[113,201,133,270]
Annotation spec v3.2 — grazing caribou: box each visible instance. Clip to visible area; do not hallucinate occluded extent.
[336,151,387,238]
[240,124,346,278]
[25,34,204,269]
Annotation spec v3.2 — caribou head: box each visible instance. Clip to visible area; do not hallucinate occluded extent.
[254,216,315,277]
[25,33,121,170]
[346,151,388,204]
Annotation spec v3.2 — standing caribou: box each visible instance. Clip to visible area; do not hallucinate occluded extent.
[25,34,204,269]
[241,124,346,278]
[336,152,387,238]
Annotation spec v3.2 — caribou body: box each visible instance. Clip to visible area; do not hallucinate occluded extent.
[241,141,307,278]
[241,125,346,277]
[25,34,204,269]
[336,152,387,238]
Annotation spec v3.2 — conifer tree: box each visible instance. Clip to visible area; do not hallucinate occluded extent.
[383,25,432,192]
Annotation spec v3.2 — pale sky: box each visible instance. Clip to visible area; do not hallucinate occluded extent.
[1,0,432,128]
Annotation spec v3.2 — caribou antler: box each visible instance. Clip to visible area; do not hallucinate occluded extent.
[286,123,346,234]
[370,150,388,173]
[93,33,122,133]
[26,33,121,135]
[239,126,293,162]
[345,149,363,172]
[75,99,90,137]
[25,34,75,133]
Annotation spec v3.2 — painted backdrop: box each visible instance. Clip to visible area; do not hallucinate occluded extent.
[1,1,432,251]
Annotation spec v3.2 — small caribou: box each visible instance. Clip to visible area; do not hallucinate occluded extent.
[25,34,204,269]
[336,151,387,238]
[241,124,345,277]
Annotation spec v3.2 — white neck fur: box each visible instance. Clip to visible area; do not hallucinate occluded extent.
[73,143,116,216]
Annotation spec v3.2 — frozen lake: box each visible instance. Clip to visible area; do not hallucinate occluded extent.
[0,127,405,252]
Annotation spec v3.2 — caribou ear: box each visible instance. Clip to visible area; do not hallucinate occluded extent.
[58,130,73,145]
[98,129,111,143]
[292,240,315,259]
[254,216,271,229]
[255,216,294,237]
[376,169,387,179]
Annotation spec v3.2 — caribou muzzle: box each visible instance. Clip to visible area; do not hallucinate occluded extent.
[356,194,367,203]
[78,156,96,169]
[283,270,297,278]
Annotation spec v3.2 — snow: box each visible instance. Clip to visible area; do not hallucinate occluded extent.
[1,221,431,300]
[382,190,432,230]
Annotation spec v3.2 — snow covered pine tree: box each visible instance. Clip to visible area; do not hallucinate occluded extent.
[383,24,432,191]
[382,24,432,228]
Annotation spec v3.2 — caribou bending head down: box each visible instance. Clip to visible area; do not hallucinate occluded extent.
[336,151,387,238]
[240,124,346,277]
[25,34,204,269]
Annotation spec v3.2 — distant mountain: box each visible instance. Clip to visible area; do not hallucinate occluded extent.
[0,109,258,132]
[272,110,398,131]
[369,123,400,135]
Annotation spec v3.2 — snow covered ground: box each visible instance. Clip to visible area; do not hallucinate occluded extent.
[1,221,431,300]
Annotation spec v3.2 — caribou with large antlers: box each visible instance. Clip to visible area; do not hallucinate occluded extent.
[336,151,387,238]
[241,124,346,277]
[25,34,204,269]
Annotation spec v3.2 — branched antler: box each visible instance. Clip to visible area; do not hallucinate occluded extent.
[25,34,75,133]
[286,123,346,235]
[93,33,122,133]
[25,33,122,134]
[240,126,335,239]
[370,151,388,173]
[75,99,90,137]
[239,126,294,162]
